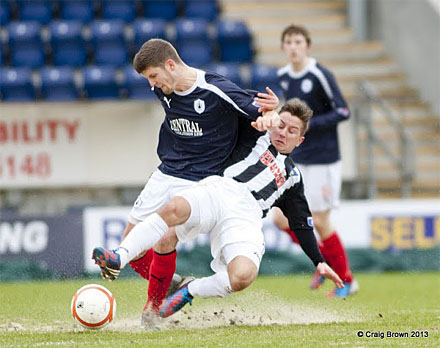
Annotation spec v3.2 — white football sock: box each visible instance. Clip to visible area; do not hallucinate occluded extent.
[188,271,233,298]
[118,213,168,268]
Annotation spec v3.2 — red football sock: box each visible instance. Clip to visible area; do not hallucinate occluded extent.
[321,232,353,283]
[284,228,299,244]
[148,250,177,310]
[128,248,154,280]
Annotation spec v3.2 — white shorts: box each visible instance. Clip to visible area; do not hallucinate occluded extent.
[175,176,265,271]
[210,241,265,274]
[128,170,195,224]
[296,161,341,212]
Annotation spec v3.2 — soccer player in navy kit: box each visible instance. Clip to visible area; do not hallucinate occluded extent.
[93,39,280,325]
[272,24,358,297]
[93,98,344,319]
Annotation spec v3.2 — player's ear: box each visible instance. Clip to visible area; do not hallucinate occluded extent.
[296,136,305,147]
[164,59,176,72]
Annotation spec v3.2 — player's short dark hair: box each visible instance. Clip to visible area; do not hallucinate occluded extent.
[281,24,311,46]
[279,98,313,135]
[133,39,183,74]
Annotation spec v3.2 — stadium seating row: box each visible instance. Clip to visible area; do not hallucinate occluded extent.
[0,64,280,101]
[0,0,219,24]
[1,18,252,67]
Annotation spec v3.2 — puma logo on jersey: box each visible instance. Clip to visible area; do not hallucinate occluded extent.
[164,96,172,108]
[169,118,203,136]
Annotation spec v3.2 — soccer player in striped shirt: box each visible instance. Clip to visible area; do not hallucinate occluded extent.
[93,98,344,320]
[273,24,358,297]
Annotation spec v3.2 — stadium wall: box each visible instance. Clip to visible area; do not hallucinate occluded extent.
[1,199,439,280]
[368,0,440,114]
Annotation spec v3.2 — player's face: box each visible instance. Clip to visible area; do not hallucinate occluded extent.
[281,33,310,65]
[141,65,175,95]
[270,111,305,154]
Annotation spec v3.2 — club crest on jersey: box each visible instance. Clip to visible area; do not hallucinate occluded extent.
[194,99,205,114]
[301,79,313,93]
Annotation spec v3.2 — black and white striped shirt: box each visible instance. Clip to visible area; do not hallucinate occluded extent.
[222,125,324,266]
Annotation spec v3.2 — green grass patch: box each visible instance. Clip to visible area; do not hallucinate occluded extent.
[0,272,439,347]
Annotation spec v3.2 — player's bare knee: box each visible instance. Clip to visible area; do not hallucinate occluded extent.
[229,270,256,292]
[227,256,258,291]
[157,197,191,226]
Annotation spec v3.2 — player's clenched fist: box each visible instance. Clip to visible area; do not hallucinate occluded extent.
[251,109,280,132]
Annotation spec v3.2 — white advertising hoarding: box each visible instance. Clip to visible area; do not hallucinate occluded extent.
[0,101,163,188]
[83,199,440,272]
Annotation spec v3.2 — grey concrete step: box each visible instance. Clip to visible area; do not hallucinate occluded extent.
[357,128,440,142]
[255,28,355,47]
[258,42,387,65]
[221,0,346,17]
[371,113,440,127]
[237,14,347,31]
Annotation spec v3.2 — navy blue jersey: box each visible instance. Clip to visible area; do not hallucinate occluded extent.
[278,58,350,164]
[154,69,261,181]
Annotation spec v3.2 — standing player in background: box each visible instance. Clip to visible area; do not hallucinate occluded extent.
[105,38,279,326]
[273,24,358,297]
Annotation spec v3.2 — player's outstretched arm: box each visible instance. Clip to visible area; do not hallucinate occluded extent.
[316,262,344,289]
[254,87,280,113]
[251,109,280,132]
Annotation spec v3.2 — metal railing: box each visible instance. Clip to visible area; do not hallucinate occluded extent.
[353,80,415,198]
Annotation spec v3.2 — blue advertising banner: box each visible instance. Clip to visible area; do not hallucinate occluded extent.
[0,212,83,277]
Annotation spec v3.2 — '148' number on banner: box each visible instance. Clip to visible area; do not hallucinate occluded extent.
[0,153,51,179]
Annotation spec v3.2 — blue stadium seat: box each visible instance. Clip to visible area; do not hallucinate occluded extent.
[175,18,212,66]
[17,0,53,24]
[60,0,94,23]
[133,19,167,52]
[49,20,86,67]
[8,21,45,68]
[0,67,36,101]
[250,64,282,97]
[123,65,155,99]
[90,20,127,66]
[40,66,78,101]
[206,63,243,87]
[101,0,136,22]
[216,20,252,63]
[0,2,11,26]
[184,0,218,21]
[83,66,120,99]
[142,0,178,20]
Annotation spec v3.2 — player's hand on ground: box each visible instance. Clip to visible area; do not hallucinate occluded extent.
[316,262,344,289]
[254,87,279,113]
[251,110,280,132]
